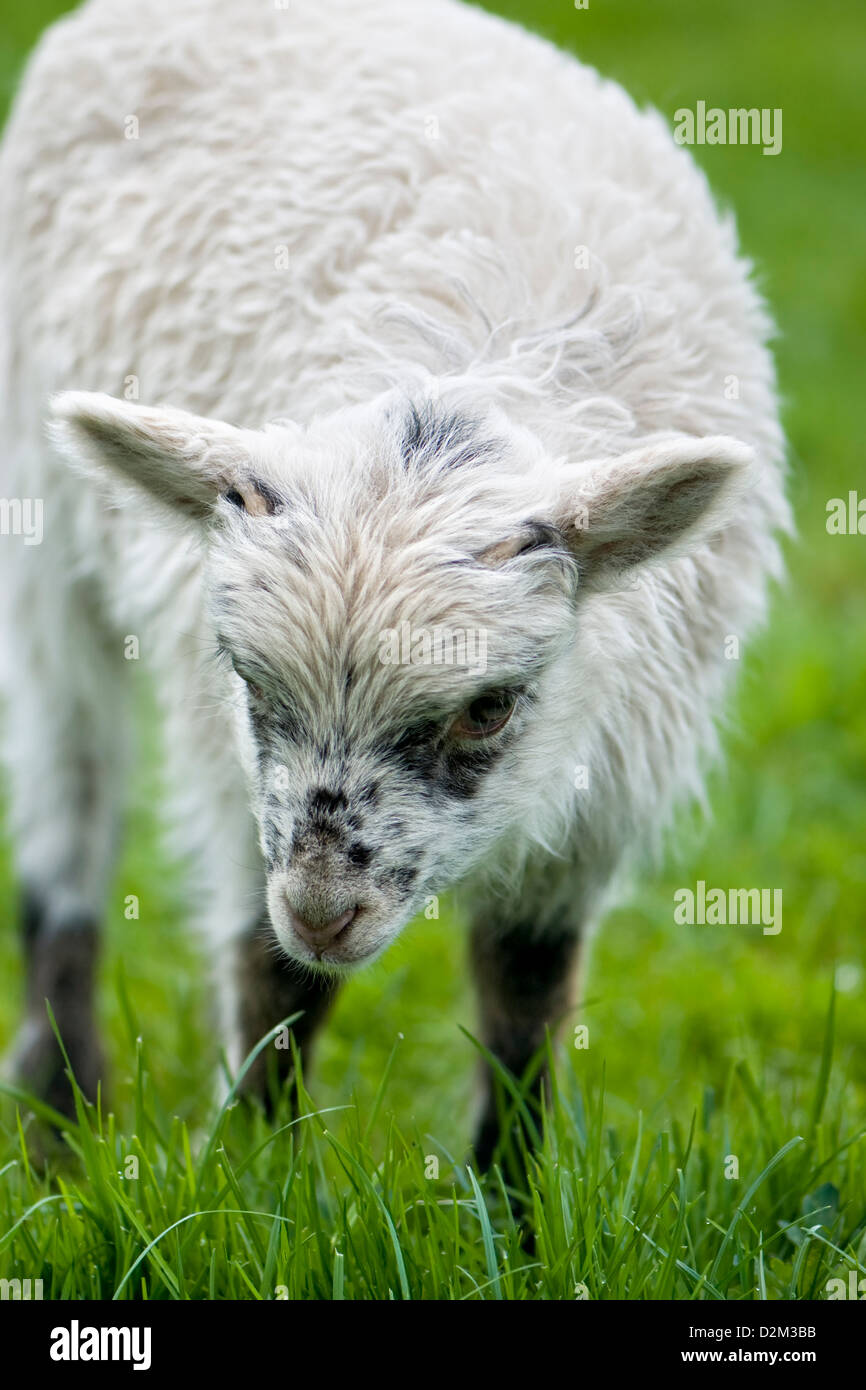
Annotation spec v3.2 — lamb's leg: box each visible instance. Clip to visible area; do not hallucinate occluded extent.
[5,579,127,1118]
[470,920,581,1172]
[225,918,341,1114]
[15,893,104,1117]
[170,683,343,1117]
[467,861,596,1173]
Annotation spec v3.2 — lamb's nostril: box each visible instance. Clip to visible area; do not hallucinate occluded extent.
[288,905,357,954]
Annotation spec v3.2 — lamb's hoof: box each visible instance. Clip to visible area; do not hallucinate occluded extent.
[470,1115,499,1175]
[10,1019,106,1122]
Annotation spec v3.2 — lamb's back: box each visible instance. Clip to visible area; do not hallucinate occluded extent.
[1,0,778,453]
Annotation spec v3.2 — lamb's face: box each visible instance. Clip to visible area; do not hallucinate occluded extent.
[51,387,754,971]
[209,401,580,968]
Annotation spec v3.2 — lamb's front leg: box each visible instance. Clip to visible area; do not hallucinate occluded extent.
[470,918,582,1172]
[228,917,341,1114]
[202,802,341,1116]
[467,860,597,1173]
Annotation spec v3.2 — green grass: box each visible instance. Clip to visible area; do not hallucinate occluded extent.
[1,991,863,1300]
[1,0,864,1300]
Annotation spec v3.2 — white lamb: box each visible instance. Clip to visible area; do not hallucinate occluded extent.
[0,0,789,1160]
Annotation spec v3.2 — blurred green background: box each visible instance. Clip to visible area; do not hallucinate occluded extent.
[0,0,864,1190]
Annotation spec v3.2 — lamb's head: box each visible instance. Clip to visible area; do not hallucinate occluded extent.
[50,389,754,969]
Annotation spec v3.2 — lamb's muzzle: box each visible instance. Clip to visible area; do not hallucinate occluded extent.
[285,903,359,960]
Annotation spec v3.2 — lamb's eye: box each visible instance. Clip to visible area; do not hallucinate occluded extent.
[450,691,516,740]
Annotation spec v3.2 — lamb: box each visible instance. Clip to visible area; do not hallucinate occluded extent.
[0,0,789,1164]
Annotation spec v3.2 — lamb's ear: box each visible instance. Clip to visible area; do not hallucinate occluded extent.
[49,391,274,520]
[557,435,755,592]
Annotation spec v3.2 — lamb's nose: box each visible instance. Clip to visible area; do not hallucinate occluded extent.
[288,905,357,954]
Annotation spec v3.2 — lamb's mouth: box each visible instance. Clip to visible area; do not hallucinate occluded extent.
[284,936,385,971]
[271,906,393,970]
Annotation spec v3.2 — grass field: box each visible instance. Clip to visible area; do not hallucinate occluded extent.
[0,0,864,1300]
